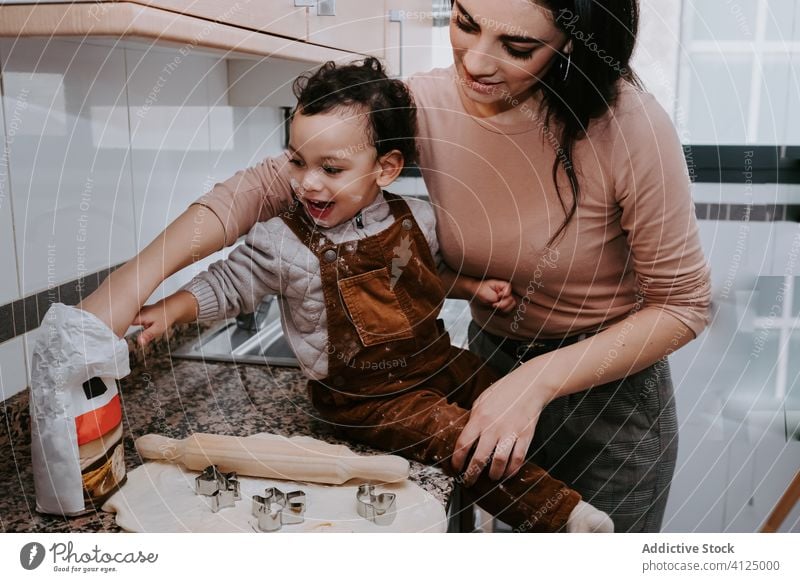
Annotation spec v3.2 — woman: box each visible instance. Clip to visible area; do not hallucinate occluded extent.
[81,0,710,532]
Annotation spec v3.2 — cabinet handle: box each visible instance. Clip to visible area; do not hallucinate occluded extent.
[296,1,335,15]
[317,0,336,16]
[388,9,404,78]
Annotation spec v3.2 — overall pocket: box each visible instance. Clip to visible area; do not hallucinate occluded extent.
[338,267,414,346]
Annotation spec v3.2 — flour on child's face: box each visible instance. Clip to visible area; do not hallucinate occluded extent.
[287,108,386,228]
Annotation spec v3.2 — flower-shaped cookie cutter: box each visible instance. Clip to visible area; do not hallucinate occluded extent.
[356,484,396,526]
[252,487,306,532]
[195,465,241,512]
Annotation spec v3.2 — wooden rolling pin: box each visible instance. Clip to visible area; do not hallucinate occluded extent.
[135,433,410,484]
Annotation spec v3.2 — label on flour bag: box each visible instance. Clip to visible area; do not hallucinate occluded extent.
[75,377,123,446]
[75,377,127,507]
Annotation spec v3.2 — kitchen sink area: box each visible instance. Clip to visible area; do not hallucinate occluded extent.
[172,297,474,367]
[172,297,299,367]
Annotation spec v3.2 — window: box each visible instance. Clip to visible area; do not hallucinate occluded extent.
[678,0,800,145]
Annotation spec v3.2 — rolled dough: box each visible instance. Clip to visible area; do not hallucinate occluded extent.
[103,436,447,533]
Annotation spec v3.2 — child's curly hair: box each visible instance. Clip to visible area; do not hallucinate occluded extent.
[292,57,418,166]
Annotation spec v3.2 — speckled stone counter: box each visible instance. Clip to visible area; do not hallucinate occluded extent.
[0,324,454,532]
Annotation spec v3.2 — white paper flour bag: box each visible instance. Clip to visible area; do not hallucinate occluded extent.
[30,303,130,515]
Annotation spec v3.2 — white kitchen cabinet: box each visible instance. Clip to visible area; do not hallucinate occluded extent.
[91,1,396,59]
[131,0,309,40]
[207,105,286,185]
[307,0,386,58]
[385,0,435,78]
[226,58,317,108]
[128,46,287,305]
[0,2,352,65]
[126,48,229,302]
[304,0,436,75]
[126,48,216,253]
[1,38,137,297]
[226,0,438,115]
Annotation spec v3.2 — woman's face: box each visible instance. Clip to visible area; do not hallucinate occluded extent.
[450,0,569,114]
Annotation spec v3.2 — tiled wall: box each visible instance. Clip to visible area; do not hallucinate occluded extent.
[695,203,800,222]
[0,83,24,402]
[0,38,289,400]
[0,90,20,307]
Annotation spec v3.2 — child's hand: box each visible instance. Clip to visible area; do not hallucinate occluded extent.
[473,279,516,313]
[131,301,174,346]
[132,291,199,346]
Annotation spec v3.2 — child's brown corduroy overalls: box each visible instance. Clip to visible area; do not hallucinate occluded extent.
[281,192,580,531]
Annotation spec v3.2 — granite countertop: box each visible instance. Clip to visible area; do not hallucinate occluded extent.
[0,324,454,532]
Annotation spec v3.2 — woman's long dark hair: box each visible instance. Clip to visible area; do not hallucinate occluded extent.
[536,0,642,245]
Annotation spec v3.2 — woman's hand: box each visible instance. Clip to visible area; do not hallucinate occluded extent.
[473,279,516,313]
[452,360,553,484]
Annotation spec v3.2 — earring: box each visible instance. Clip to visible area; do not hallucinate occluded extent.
[561,52,572,81]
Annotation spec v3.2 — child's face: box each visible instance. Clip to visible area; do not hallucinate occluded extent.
[288,107,393,228]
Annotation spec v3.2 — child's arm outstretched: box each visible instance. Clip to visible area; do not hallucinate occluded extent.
[440,268,516,314]
[133,221,284,346]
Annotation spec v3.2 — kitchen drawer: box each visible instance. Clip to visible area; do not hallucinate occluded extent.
[307,0,385,57]
[0,2,354,63]
[130,0,308,40]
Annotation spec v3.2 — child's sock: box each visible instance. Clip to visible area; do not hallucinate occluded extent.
[566,500,614,533]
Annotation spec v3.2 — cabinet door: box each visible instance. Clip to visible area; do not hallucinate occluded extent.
[384,0,434,78]
[307,0,385,57]
[131,1,308,40]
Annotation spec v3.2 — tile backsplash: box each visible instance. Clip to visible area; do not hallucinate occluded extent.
[695,203,799,222]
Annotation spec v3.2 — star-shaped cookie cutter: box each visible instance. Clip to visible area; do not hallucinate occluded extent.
[195,465,241,512]
[356,484,396,526]
[252,487,306,532]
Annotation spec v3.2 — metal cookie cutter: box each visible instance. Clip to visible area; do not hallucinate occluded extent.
[252,487,306,532]
[195,465,241,512]
[356,484,396,526]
